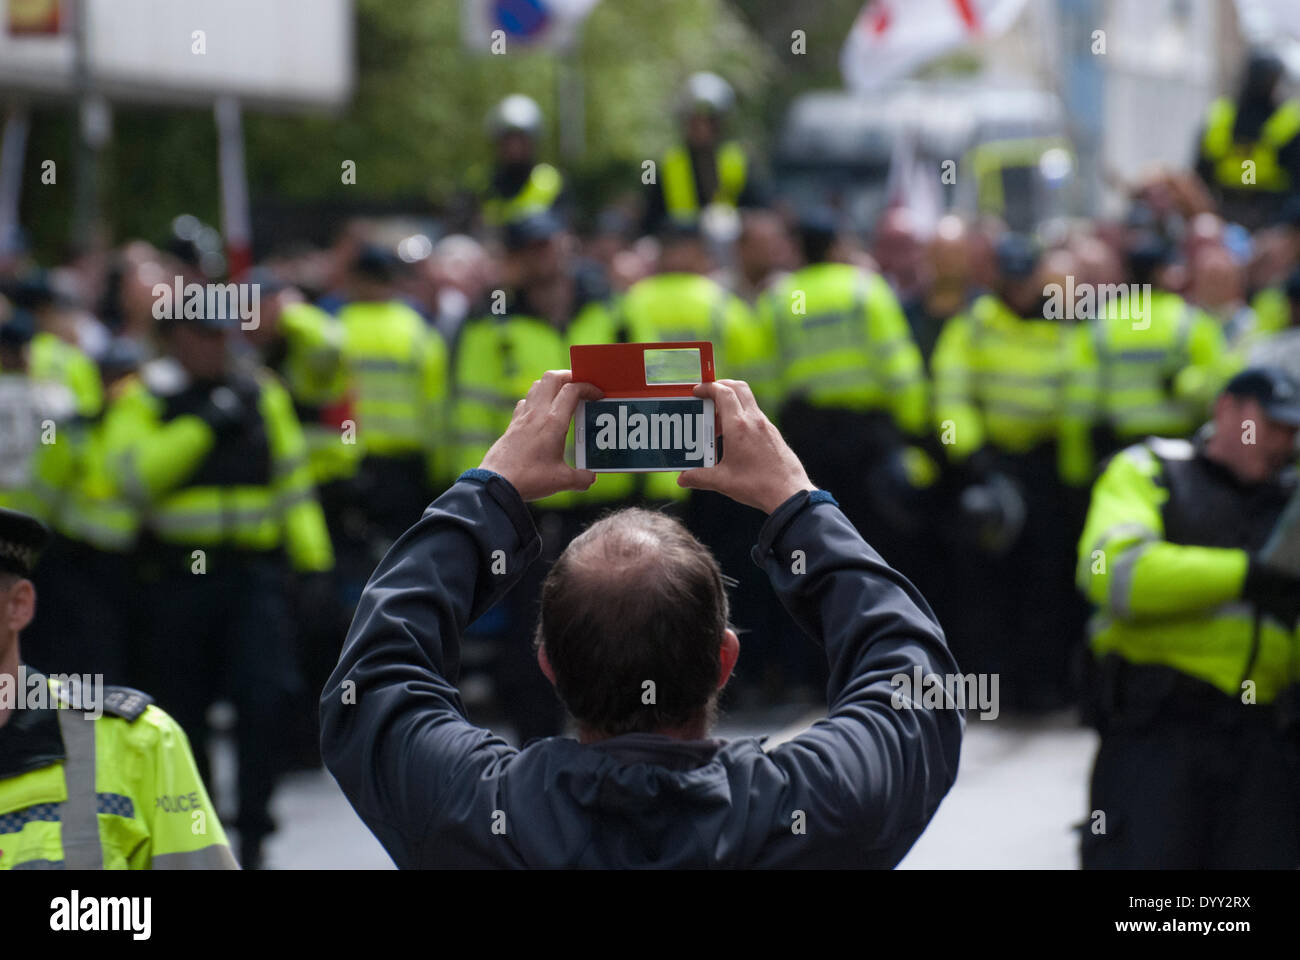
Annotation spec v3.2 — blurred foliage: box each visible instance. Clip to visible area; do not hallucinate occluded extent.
[18,0,878,261]
[731,0,868,117]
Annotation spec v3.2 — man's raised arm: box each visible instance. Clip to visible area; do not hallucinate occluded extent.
[319,372,598,866]
[680,380,964,868]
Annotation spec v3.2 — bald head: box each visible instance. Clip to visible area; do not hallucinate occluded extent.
[928,216,970,282]
[537,509,732,737]
[1191,245,1245,311]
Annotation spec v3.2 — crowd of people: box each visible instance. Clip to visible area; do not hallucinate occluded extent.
[4,61,1300,867]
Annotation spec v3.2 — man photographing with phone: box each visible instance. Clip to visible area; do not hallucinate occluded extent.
[320,371,963,868]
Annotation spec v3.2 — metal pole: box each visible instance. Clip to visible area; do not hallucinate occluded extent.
[70,0,103,254]
[0,104,31,260]
[215,96,253,280]
[555,34,585,161]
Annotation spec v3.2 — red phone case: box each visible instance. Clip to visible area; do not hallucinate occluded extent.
[569,341,715,397]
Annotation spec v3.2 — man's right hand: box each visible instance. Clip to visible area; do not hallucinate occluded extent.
[678,379,815,514]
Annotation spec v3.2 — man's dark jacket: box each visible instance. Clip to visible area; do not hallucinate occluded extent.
[320,473,963,867]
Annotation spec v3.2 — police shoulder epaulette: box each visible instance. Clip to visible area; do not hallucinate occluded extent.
[1145,437,1195,461]
[107,373,141,402]
[100,686,155,722]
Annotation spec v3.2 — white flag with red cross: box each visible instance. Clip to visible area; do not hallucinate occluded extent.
[840,0,1031,93]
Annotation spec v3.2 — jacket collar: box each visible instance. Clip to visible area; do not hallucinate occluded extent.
[586,732,724,771]
[0,668,66,779]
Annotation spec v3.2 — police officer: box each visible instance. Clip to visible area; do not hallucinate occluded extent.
[931,237,1090,711]
[760,210,932,562]
[101,302,333,869]
[1078,368,1300,868]
[451,212,581,742]
[338,246,449,544]
[475,94,567,229]
[4,271,103,420]
[0,508,237,869]
[643,73,763,235]
[1196,50,1300,230]
[243,276,353,767]
[1073,233,1236,464]
[0,302,76,525]
[244,274,356,492]
[23,337,142,687]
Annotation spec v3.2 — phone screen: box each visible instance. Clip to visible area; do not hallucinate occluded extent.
[576,397,715,472]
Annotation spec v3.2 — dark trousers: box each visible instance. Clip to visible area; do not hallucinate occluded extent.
[137,552,299,847]
[1083,716,1300,868]
[354,454,433,544]
[777,403,929,694]
[950,446,1085,712]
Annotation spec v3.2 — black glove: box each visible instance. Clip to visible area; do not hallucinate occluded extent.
[196,385,246,436]
[294,571,345,646]
[957,471,1027,557]
[1242,557,1300,628]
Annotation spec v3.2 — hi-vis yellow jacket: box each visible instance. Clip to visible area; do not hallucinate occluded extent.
[1076,438,1299,704]
[931,293,1093,484]
[661,142,748,218]
[339,300,449,486]
[0,674,237,869]
[758,263,928,436]
[451,312,571,508]
[1201,97,1300,192]
[101,363,333,572]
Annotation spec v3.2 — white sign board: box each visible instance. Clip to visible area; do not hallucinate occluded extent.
[0,0,353,109]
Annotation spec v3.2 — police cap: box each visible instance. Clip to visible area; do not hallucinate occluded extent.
[995,233,1041,280]
[1223,366,1300,427]
[0,508,50,578]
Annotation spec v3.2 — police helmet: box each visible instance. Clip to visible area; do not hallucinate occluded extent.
[486,94,545,140]
[678,72,735,119]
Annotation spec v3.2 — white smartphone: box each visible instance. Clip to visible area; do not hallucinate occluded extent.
[575,396,716,472]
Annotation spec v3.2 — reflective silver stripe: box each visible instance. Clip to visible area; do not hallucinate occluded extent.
[116,452,148,505]
[276,488,315,512]
[355,382,421,402]
[883,373,924,390]
[152,844,240,870]
[981,399,1056,419]
[55,706,103,870]
[351,357,416,374]
[871,337,913,359]
[790,367,877,390]
[979,371,1064,388]
[1108,542,1153,619]
[14,858,65,869]
[1110,403,1192,423]
[458,386,515,408]
[353,416,428,437]
[152,506,277,534]
[59,514,136,551]
[274,454,308,478]
[1093,522,1157,554]
[455,428,499,441]
[1110,348,1172,363]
